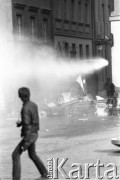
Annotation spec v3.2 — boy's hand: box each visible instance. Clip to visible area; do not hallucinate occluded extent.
[16,120,22,127]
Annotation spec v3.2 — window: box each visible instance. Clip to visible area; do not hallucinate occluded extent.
[79,44,83,58]
[85,3,88,24]
[102,4,105,22]
[57,0,61,18]
[78,1,82,22]
[70,43,76,58]
[108,5,111,16]
[71,0,75,20]
[56,42,62,55]
[86,45,89,58]
[16,14,22,39]
[30,16,35,40]
[102,4,105,35]
[64,42,69,56]
[43,19,48,42]
[64,0,68,19]
[84,0,90,24]
[72,43,76,51]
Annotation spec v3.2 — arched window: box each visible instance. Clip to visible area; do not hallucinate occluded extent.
[56,42,62,55]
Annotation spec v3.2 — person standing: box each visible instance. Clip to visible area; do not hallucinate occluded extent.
[104,77,115,98]
[12,87,48,180]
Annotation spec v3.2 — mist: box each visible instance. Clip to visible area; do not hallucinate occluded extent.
[0,31,108,113]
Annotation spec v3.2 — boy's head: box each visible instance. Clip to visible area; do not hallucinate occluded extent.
[18,87,30,102]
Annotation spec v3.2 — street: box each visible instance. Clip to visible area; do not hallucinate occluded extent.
[0,0,119,179]
[0,112,120,179]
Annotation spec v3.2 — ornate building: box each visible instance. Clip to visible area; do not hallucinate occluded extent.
[93,0,114,91]
[0,0,114,100]
[52,0,93,59]
[12,0,53,43]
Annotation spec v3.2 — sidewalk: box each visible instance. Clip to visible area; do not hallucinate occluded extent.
[0,115,120,179]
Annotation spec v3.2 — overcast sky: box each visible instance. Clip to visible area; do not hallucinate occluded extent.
[111,22,120,86]
[111,0,120,86]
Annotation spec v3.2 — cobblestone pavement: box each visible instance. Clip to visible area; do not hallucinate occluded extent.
[0,113,120,180]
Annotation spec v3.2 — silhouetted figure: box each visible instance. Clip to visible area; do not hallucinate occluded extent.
[12,87,48,180]
[104,77,115,98]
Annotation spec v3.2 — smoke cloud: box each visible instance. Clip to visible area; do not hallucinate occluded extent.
[0,31,108,113]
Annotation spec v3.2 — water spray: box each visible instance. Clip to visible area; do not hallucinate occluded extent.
[0,31,109,114]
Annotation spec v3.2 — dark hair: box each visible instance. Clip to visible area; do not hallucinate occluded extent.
[18,87,30,100]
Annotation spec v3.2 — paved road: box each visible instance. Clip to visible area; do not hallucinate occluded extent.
[0,113,120,179]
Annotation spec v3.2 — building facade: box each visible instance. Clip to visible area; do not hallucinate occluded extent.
[93,0,114,91]
[12,0,53,43]
[52,0,96,96]
[11,0,94,59]
[52,0,93,59]
[0,0,114,102]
